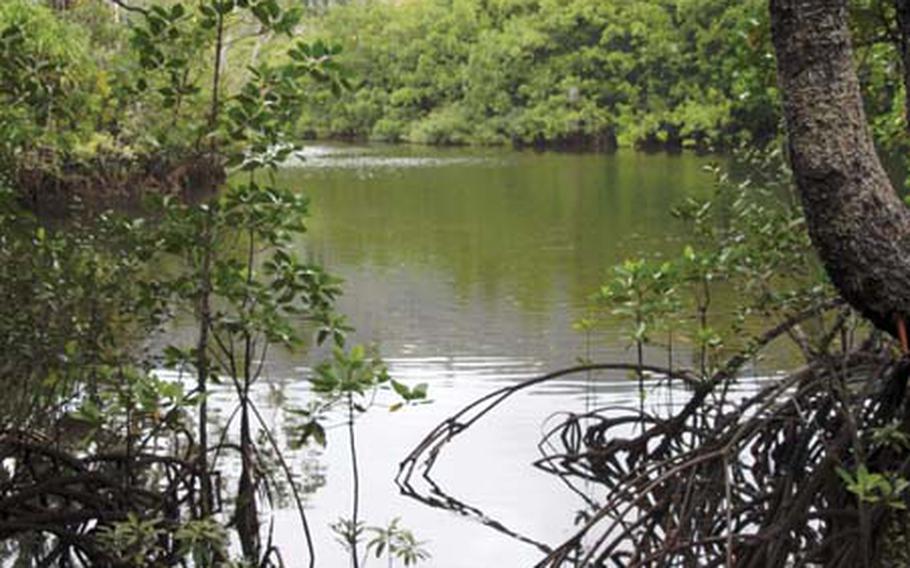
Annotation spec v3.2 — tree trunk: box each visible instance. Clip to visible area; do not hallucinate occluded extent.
[770,0,910,336]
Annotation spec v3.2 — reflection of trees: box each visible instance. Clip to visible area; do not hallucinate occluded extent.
[281,150,711,315]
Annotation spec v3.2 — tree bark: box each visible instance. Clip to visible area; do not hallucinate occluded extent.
[770,0,910,336]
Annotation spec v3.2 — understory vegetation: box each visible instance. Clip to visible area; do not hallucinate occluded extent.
[0,0,430,566]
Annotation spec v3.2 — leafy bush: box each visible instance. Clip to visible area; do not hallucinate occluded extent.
[297,0,778,150]
[407,104,473,145]
[0,0,101,169]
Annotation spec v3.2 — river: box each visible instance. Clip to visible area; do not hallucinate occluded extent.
[185,144,777,567]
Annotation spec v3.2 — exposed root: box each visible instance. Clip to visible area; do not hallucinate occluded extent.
[398,300,910,566]
[0,430,207,564]
[13,150,225,214]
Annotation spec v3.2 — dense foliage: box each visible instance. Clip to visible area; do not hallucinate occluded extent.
[295,0,910,153]
[3,0,909,160]
[0,1,428,566]
[294,0,776,150]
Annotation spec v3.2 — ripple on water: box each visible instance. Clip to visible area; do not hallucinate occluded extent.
[283,144,499,170]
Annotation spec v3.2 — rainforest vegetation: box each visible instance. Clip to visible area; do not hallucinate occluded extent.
[4,0,910,566]
[294,0,910,152]
[6,0,909,164]
[298,0,779,149]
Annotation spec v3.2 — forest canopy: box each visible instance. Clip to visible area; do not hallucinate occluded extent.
[4,0,908,158]
[290,0,907,152]
[297,0,778,150]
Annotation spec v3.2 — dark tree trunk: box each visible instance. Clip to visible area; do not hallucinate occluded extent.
[770,0,910,336]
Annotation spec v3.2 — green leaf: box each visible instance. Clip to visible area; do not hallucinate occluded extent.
[299,420,326,447]
[391,379,409,399]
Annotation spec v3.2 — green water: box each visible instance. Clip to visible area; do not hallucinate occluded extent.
[272,145,717,366]
[294,145,707,298]
[258,144,747,567]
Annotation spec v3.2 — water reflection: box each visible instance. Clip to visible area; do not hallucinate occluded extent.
[204,145,774,567]
[276,144,715,350]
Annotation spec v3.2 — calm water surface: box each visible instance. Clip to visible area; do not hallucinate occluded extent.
[210,145,773,567]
